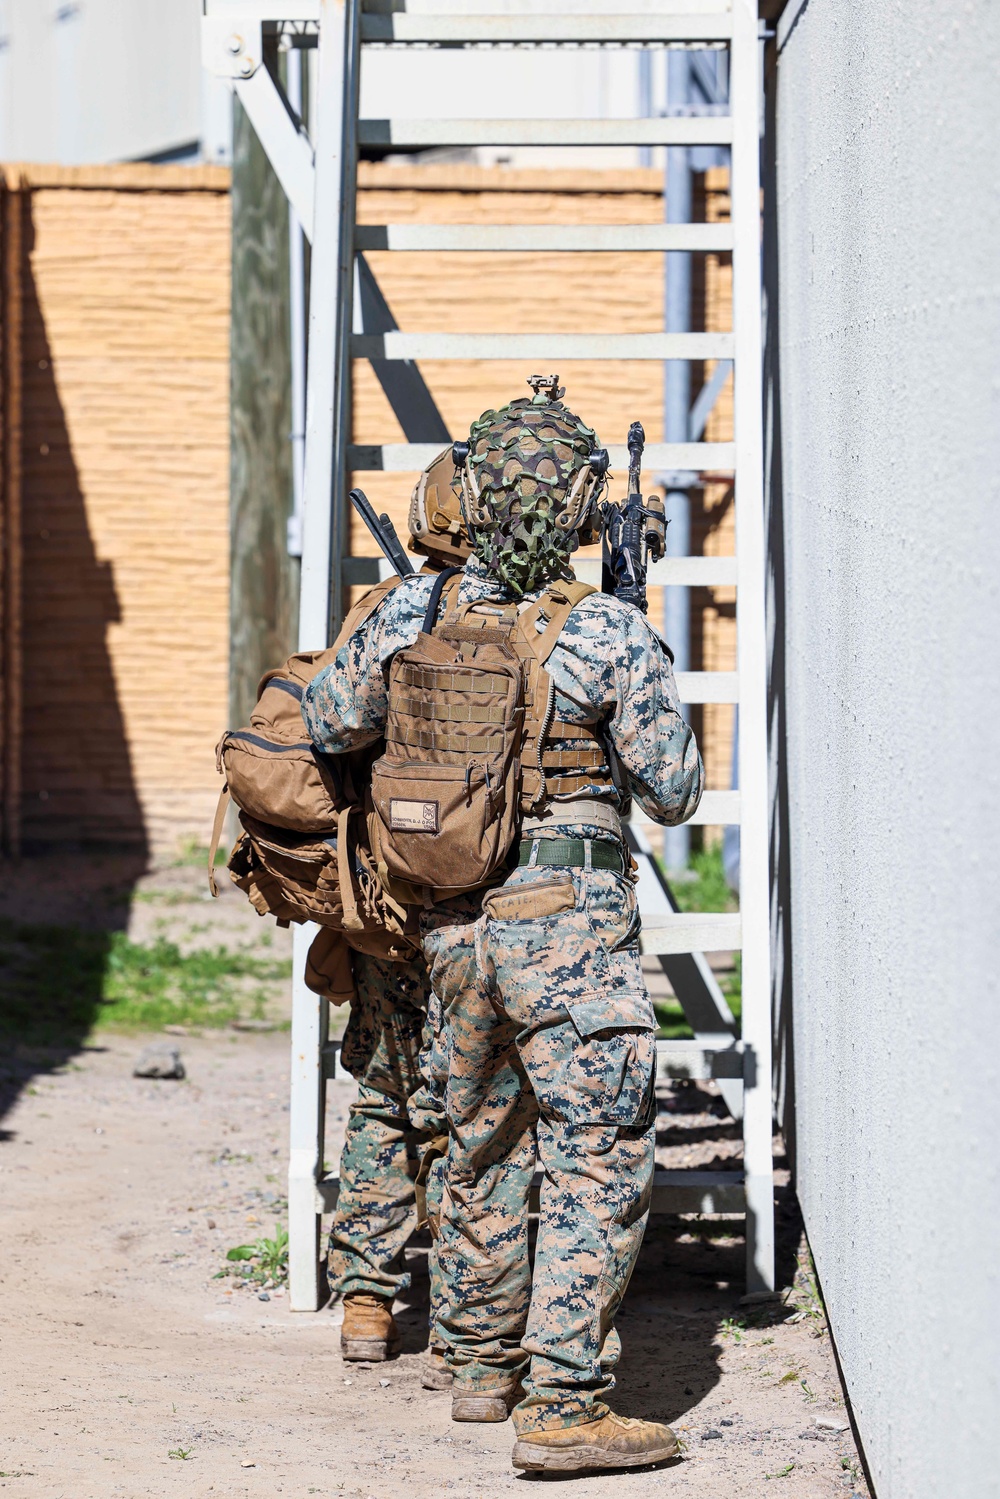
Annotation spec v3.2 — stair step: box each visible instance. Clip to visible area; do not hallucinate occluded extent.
[361,0,732,15]
[633,789,740,827]
[360,13,732,42]
[574,556,738,588]
[355,223,734,253]
[640,911,741,955]
[351,331,733,361]
[347,441,735,472]
[358,117,733,149]
[673,670,739,704]
[656,1039,743,1080]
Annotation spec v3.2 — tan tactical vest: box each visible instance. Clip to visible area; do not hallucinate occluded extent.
[368,571,612,894]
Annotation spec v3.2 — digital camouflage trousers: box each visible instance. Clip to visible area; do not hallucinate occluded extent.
[420,856,658,1436]
[327,949,447,1313]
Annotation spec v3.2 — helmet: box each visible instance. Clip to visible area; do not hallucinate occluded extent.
[408,446,473,565]
[456,376,608,597]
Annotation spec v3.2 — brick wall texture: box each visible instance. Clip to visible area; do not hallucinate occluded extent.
[1,164,231,856]
[0,161,733,857]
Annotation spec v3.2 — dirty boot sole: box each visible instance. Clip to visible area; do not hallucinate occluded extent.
[452,1385,523,1423]
[511,1432,679,1473]
[341,1334,401,1362]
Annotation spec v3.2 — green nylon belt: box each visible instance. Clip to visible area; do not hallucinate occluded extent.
[517,837,625,873]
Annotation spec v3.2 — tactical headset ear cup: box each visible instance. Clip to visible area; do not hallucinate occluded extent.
[408,446,474,561]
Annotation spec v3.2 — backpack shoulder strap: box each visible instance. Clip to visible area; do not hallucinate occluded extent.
[260,573,409,698]
[522,580,598,668]
[550,579,598,607]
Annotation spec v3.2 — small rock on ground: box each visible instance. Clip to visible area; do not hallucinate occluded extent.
[133,1043,185,1080]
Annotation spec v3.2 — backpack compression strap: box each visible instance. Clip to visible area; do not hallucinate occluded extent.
[207,784,230,898]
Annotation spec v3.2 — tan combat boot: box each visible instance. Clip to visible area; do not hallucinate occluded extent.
[512,1412,679,1473]
[340,1292,401,1362]
[421,1345,454,1390]
[451,1378,525,1423]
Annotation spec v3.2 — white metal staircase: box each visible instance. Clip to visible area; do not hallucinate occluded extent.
[202,0,773,1311]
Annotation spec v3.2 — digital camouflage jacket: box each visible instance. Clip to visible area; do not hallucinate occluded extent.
[301,557,703,826]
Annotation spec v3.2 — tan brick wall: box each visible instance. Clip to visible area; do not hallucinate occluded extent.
[1,164,231,855]
[0,161,734,858]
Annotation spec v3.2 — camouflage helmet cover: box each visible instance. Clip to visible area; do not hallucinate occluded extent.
[458,377,606,596]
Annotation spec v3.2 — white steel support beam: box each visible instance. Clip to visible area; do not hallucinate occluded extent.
[287,922,325,1310]
[288,0,359,1313]
[731,0,774,1295]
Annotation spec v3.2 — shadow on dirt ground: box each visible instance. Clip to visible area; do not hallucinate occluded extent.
[0,848,147,1130]
[388,1124,803,1429]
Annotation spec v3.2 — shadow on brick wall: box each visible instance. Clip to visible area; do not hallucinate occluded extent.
[0,188,147,1126]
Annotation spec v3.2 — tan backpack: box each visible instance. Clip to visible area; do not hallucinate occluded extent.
[368,570,610,894]
[208,574,421,965]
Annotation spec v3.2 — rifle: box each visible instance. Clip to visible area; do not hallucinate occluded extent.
[598,421,666,614]
[349,488,415,578]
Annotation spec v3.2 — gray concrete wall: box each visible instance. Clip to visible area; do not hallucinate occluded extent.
[768,3,1000,1495]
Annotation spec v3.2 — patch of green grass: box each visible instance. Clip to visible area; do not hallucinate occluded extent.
[225,1224,288,1286]
[173,838,228,869]
[168,1448,193,1461]
[0,918,291,1041]
[666,845,738,915]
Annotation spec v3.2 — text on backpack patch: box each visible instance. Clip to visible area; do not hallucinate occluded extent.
[389,798,440,834]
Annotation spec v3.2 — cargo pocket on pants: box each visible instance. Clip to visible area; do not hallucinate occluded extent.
[519,994,657,1127]
[567,994,657,1127]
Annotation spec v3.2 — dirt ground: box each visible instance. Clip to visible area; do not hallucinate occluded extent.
[0,858,871,1499]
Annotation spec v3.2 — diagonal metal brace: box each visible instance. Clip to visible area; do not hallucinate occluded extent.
[234,66,316,237]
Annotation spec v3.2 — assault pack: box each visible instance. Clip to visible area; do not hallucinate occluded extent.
[208,574,422,997]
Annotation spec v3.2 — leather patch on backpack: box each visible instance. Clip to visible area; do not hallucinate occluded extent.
[483,876,576,923]
[389,798,440,834]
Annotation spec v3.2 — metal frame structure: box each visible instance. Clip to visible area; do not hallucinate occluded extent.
[202,0,773,1311]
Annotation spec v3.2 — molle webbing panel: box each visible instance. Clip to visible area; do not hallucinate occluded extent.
[370,576,614,894]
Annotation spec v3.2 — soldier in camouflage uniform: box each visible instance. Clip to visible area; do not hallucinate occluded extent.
[303,382,703,1473]
[329,474,473,1384]
[331,947,450,1384]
